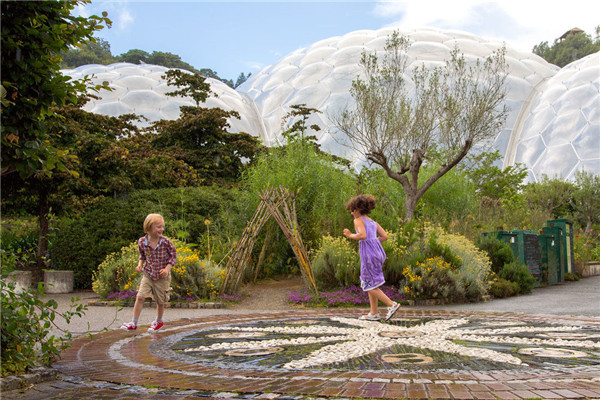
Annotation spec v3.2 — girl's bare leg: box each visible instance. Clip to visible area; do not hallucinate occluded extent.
[368,291,379,315]
[368,288,394,312]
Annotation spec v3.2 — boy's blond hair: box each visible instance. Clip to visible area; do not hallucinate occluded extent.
[143,213,164,233]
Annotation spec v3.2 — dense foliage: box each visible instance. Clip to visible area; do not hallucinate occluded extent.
[1,0,110,179]
[533,26,600,67]
[1,266,86,376]
[60,38,250,88]
[51,186,245,289]
[92,241,224,300]
[310,223,493,304]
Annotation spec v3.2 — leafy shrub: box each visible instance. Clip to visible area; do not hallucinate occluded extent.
[243,140,355,275]
[381,232,410,285]
[311,235,360,289]
[476,234,516,274]
[0,218,39,271]
[498,261,535,294]
[402,257,460,301]
[424,225,492,301]
[489,277,520,298]
[573,231,600,270]
[53,186,244,289]
[1,265,85,376]
[564,272,580,281]
[92,242,141,299]
[419,163,478,224]
[171,246,225,300]
[92,240,224,300]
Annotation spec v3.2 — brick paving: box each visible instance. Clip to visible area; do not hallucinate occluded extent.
[3,309,600,399]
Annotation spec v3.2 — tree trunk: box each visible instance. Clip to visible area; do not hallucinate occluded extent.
[404,193,418,222]
[37,184,50,275]
[586,218,593,234]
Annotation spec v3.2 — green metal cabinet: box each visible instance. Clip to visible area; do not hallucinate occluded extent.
[538,228,562,285]
[545,219,574,276]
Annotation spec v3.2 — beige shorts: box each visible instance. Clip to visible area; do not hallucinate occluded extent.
[137,273,171,305]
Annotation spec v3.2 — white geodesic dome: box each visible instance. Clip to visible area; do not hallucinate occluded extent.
[62,27,600,182]
[509,52,600,182]
[62,62,265,140]
[237,27,559,162]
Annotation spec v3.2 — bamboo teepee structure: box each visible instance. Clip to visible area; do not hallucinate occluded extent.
[220,186,318,295]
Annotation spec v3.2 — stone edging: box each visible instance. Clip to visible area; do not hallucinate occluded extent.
[87,299,224,309]
[0,367,58,392]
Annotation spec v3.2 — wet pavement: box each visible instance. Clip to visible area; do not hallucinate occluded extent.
[2,277,600,400]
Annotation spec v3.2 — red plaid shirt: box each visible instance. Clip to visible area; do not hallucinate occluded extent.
[138,235,177,280]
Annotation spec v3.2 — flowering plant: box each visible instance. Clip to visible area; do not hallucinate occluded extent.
[288,285,405,307]
[93,241,225,300]
[310,235,360,288]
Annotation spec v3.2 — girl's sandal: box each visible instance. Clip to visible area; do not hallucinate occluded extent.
[359,313,381,321]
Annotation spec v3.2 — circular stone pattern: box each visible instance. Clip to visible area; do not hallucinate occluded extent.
[165,311,600,372]
[54,310,600,399]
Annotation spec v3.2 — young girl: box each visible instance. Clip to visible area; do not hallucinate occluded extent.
[343,194,400,321]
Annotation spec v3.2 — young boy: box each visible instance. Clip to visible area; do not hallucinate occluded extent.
[121,213,177,332]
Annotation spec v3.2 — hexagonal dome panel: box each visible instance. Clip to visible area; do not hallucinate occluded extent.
[511,52,600,181]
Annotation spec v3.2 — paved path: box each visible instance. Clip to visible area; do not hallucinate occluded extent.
[2,276,599,399]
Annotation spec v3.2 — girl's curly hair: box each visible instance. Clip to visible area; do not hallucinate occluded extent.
[345,194,376,215]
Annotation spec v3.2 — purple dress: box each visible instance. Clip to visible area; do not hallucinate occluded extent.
[358,217,386,291]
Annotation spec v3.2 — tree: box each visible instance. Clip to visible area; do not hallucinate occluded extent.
[1,0,111,271]
[115,49,150,64]
[61,38,116,68]
[234,72,251,88]
[523,175,576,218]
[281,104,322,143]
[1,1,111,179]
[571,170,600,233]
[149,69,262,184]
[335,31,509,221]
[459,150,527,200]
[146,51,198,73]
[533,26,600,67]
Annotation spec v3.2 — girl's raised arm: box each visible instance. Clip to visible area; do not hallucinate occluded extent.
[376,223,388,243]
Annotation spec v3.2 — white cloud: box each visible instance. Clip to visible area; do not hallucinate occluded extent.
[116,8,134,31]
[76,1,135,32]
[243,61,266,72]
[374,0,600,52]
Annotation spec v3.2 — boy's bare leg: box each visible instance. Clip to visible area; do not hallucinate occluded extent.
[156,303,164,321]
[132,296,145,320]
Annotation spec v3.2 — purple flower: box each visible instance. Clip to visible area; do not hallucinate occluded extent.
[287,285,405,306]
[107,289,138,300]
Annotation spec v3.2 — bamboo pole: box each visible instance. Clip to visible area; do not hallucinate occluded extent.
[221,186,318,296]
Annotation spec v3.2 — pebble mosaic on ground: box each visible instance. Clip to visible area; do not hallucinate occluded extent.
[38,310,600,399]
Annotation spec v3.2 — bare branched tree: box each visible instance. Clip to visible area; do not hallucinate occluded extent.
[335,31,509,221]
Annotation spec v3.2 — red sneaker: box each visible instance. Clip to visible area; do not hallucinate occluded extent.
[120,321,137,331]
[148,320,164,332]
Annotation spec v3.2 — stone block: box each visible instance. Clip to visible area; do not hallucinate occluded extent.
[5,270,32,293]
[44,270,74,293]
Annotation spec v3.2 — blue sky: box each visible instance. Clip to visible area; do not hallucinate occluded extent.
[77,1,599,81]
